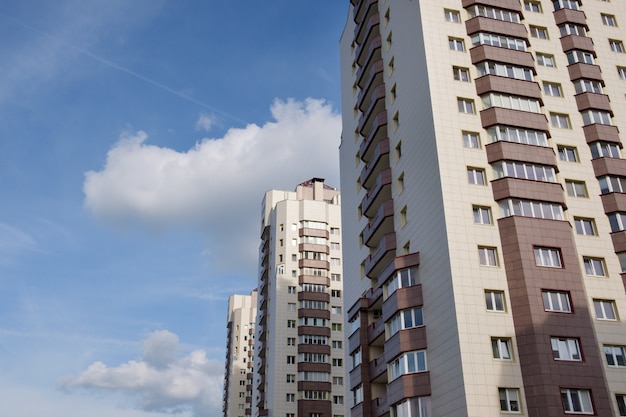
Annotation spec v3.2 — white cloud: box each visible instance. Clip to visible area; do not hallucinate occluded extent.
[60,330,222,417]
[194,113,216,132]
[83,98,341,272]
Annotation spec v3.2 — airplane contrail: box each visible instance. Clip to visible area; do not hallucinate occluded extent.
[1,12,247,126]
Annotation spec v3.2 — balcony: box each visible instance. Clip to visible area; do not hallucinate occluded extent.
[486,140,556,167]
[462,0,521,10]
[465,16,527,39]
[299,259,330,270]
[298,291,330,302]
[387,372,431,406]
[553,8,587,26]
[491,177,566,205]
[371,394,389,417]
[583,124,621,144]
[360,137,390,189]
[362,168,392,217]
[367,316,385,345]
[356,35,381,68]
[480,107,549,132]
[359,85,387,136]
[363,200,394,248]
[365,232,397,278]
[575,92,612,113]
[560,34,595,53]
[474,75,542,101]
[375,252,421,292]
[297,308,331,320]
[369,351,387,382]
[357,58,383,91]
[592,157,626,178]
[298,242,329,254]
[567,63,602,82]
[611,231,626,253]
[355,11,380,46]
[600,193,626,214]
[360,112,388,163]
[353,0,378,27]
[470,44,535,68]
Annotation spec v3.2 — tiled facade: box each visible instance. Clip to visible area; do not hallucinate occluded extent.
[253,179,346,417]
[224,291,258,417]
[339,1,626,416]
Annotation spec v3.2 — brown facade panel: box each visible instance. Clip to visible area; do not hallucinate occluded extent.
[475,75,541,100]
[375,252,421,291]
[497,216,612,417]
[351,402,365,417]
[553,8,587,26]
[465,16,527,39]
[297,381,332,392]
[486,141,556,167]
[348,297,369,322]
[567,63,603,82]
[384,327,428,362]
[297,343,331,355]
[297,400,332,417]
[560,34,595,54]
[583,124,621,144]
[575,93,612,113]
[371,395,389,417]
[611,231,626,253]
[298,291,331,303]
[369,352,387,381]
[382,285,423,323]
[298,308,331,320]
[470,45,535,68]
[600,193,626,213]
[297,326,331,337]
[299,259,330,270]
[299,228,330,239]
[299,275,331,286]
[491,177,566,205]
[298,362,331,373]
[299,243,330,254]
[367,317,385,344]
[480,107,549,131]
[591,157,626,178]
[462,0,521,11]
[386,372,431,406]
[350,363,363,390]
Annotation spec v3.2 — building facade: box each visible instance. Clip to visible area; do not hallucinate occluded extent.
[224,290,258,417]
[253,178,346,417]
[339,1,626,416]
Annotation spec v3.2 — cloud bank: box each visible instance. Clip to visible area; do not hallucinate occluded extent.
[83,98,341,271]
[60,330,222,417]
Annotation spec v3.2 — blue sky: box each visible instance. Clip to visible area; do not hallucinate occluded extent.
[0,1,347,415]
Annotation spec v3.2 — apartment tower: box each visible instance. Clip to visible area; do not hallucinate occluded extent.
[223,290,258,417]
[254,178,346,417]
[339,1,626,416]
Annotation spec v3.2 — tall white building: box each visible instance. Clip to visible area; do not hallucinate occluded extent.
[223,290,258,417]
[339,1,626,416]
[253,178,346,417]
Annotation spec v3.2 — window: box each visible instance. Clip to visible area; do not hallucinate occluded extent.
[391,398,431,417]
[492,160,556,182]
[566,50,594,65]
[561,388,593,414]
[611,40,625,53]
[605,345,626,366]
[599,176,626,193]
[574,218,596,236]
[481,93,541,113]
[449,37,465,51]
[485,290,506,312]
[487,125,548,146]
[473,206,492,224]
[560,23,587,37]
[330,257,341,266]
[499,198,564,220]
[551,337,581,361]
[467,167,486,185]
[530,25,549,39]
[332,358,343,367]
[333,396,344,405]
[543,81,562,97]
[471,32,526,51]
[286,393,295,402]
[331,305,342,315]
[330,227,339,235]
[583,257,606,276]
[389,350,427,380]
[388,307,424,336]
[619,67,626,80]
[352,385,363,406]
[609,213,626,232]
[332,323,342,331]
[566,180,588,197]
[543,290,572,312]
[300,334,328,345]
[397,172,404,193]
[444,9,460,23]
[478,246,498,266]
[537,53,556,67]
[332,340,342,349]
[453,66,470,82]
[331,273,341,281]
[287,303,296,311]
[400,206,407,227]
[553,0,579,10]
[476,61,533,81]
[386,267,418,295]
[524,1,542,12]
[492,337,513,360]
[590,141,620,158]
[582,109,612,126]
[594,299,617,320]
[288,286,296,294]
[286,374,295,383]
[299,317,328,327]
[499,388,521,412]
[287,355,295,364]
[463,131,481,148]
[458,98,475,114]
[287,337,296,346]
[331,289,341,297]
[558,146,578,162]
[395,141,402,159]
[535,247,562,268]
[551,113,570,128]
[616,394,626,416]
[351,348,362,368]
[287,320,296,328]
[602,14,617,27]
[467,5,520,22]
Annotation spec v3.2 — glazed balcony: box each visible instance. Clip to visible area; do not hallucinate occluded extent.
[297,343,331,355]
[299,362,331,373]
[351,402,364,417]
[364,232,397,278]
[363,199,394,248]
[485,140,556,167]
[355,10,380,46]
[299,274,330,286]
[462,0,521,10]
[470,44,535,68]
[297,326,331,337]
[592,157,626,178]
[465,16,528,40]
[358,73,385,113]
[611,231,626,253]
[298,291,330,302]
[349,363,363,390]
[297,308,331,320]
[375,252,421,292]
[357,58,383,91]
[356,35,381,68]
[568,63,602,81]
[360,137,390,189]
[560,34,595,53]
[298,381,332,392]
[475,75,542,101]
[298,259,330,270]
[480,107,549,131]
[601,193,626,214]
[359,85,387,135]
[575,92,612,113]
[299,228,329,239]
[362,168,392,217]
[298,243,329,254]
[553,8,587,26]
[387,372,431,406]
[360,112,388,163]
[491,177,566,205]
[354,0,378,27]
[583,124,621,144]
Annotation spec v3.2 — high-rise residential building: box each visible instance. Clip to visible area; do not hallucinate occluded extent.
[223,290,258,417]
[253,178,346,417]
[339,1,626,416]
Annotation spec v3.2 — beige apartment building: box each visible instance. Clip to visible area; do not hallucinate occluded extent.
[223,290,258,417]
[339,0,626,416]
[253,178,346,417]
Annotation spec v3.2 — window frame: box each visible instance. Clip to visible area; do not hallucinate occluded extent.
[499,388,521,413]
[551,337,582,361]
[534,247,563,268]
[594,299,617,320]
[492,337,513,360]
[561,388,593,414]
[485,289,506,312]
[478,246,499,266]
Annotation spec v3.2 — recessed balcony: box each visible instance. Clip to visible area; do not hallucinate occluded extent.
[354,0,378,27]
[367,316,385,345]
[360,112,388,163]
[356,35,381,68]
[355,11,380,46]
[371,394,389,417]
[364,232,397,278]
[360,137,390,189]
[369,351,387,382]
[363,199,394,248]
[359,86,387,135]
[361,168,392,217]
[357,58,383,91]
